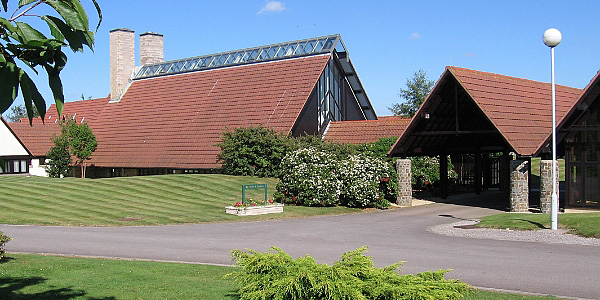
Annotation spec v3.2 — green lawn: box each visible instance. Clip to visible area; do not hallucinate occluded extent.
[478,213,600,238]
[0,174,361,226]
[0,254,558,300]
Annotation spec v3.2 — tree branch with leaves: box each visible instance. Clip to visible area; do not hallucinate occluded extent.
[388,69,434,117]
[0,0,101,124]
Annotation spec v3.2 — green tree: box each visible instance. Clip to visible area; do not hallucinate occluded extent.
[388,69,434,117]
[218,126,293,177]
[4,104,39,121]
[46,132,70,177]
[0,0,102,123]
[46,118,97,178]
[65,119,96,178]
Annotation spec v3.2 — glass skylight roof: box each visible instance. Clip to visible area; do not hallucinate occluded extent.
[132,34,345,80]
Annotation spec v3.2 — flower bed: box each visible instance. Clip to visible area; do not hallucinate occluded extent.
[225,203,284,216]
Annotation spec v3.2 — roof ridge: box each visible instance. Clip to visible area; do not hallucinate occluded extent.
[447,66,582,91]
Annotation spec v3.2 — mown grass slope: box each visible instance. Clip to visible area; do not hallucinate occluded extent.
[0,174,360,226]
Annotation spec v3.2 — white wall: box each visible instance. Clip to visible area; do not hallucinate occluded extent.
[29,158,49,177]
[0,120,29,156]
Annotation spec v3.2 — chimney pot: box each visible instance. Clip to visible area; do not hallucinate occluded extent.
[110,28,135,101]
[140,32,164,66]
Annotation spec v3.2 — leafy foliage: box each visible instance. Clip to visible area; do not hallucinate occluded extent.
[65,118,96,177]
[275,148,395,208]
[218,126,293,177]
[226,246,469,300]
[275,147,342,206]
[0,231,10,260]
[46,131,70,177]
[339,154,393,208]
[388,69,434,117]
[0,0,102,122]
[46,117,96,178]
[4,103,39,121]
[411,156,457,189]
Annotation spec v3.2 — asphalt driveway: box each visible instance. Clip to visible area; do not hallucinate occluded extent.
[2,201,598,299]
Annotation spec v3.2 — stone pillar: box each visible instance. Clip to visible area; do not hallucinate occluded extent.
[540,160,558,213]
[140,32,164,66]
[510,159,529,212]
[440,155,448,199]
[110,28,135,101]
[396,159,412,206]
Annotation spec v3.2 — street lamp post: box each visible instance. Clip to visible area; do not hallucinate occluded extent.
[543,28,562,230]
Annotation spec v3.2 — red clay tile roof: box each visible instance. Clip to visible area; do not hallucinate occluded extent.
[323,116,411,144]
[45,54,331,169]
[7,121,60,157]
[391,67,582,156]
[447,67,582,155]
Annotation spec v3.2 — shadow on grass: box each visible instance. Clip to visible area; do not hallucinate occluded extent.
[225,290,241,299]
[0,256,15,264]
[0,276,116,300]
[516,218,548,229]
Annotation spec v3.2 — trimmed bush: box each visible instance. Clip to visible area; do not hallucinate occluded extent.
[275,147,341,206]
[0,231,10,260]
[218,126,293,177]
[226,246,469,300]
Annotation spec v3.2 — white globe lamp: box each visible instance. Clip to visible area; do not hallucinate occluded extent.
[543,28,562,47]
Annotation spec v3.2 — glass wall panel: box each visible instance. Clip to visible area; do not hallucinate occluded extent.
[585,166,600,205]
[569,165,583,205]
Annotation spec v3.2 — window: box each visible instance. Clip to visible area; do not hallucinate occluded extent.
[317,59,345,132]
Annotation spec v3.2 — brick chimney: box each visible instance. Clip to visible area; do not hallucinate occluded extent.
[109,28,135,101]
[140,32,164,66]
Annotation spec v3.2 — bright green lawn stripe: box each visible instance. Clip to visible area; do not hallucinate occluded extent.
[97,180,204,209]
[0,183,124,220]
[0,183,169,225]
[0,188,92,221]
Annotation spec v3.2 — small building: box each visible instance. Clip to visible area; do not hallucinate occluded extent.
[6,120,61,176]
[389,66,582,211]
[0,118,31,175]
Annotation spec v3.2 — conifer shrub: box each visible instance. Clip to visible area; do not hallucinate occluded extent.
[0,231,10,260]
[226,246,469,300]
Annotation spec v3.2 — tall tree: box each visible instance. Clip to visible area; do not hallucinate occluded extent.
[5,104,39,121]
[388,69,434,117]
[0,0,101,124]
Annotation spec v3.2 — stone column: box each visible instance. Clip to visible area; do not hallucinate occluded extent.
[540,160,558,213]
[396,159,412,206]
[510,159,529,212]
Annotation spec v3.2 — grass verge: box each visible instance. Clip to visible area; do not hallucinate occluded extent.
[0,174,361,226]
[0,254,558,300]
[478,213,600,238]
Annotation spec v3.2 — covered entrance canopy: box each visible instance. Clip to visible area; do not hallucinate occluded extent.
[389,67,581,208]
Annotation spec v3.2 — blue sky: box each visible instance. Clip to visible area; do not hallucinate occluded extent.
[5,1,600,117]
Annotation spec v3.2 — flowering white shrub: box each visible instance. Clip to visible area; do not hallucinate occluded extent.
[275,147,342,206]
[275,148,394,208]
[339,154,391,208]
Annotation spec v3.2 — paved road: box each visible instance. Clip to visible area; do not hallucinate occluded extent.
[2,202,599,299]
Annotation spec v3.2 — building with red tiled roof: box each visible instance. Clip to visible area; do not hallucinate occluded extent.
[36,31,376,177]
[323,116,411,144]
[1,117,32,175]
[6,121,61,176]
[389,66,583,207]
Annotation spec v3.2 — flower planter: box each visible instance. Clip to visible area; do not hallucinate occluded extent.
[225,204,284,216]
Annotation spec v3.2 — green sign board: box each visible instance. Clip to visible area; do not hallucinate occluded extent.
[241,184,268,204]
